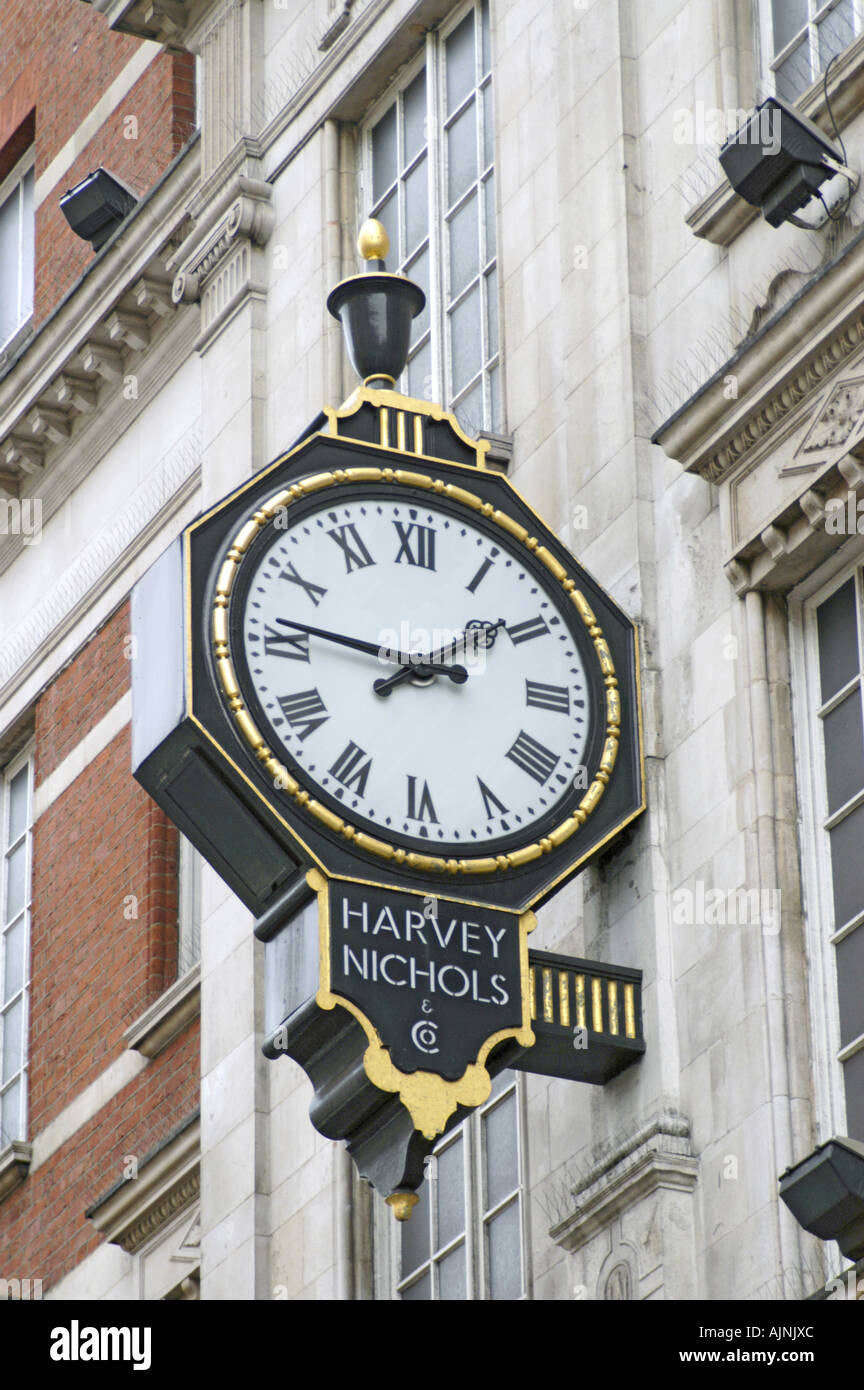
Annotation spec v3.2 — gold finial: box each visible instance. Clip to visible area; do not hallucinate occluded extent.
[358,218,390,263]
[386,1190,419,1222]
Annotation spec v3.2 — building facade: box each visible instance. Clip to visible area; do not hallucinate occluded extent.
[1,0,863,1301]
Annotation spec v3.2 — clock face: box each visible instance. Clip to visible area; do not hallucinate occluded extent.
[222,479,606,863]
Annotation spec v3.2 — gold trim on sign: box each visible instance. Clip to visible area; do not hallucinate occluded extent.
[542,968,554,1023]
[210,467,621,877]
[574,974,586,1028]
[608,979,619,1035]
[591,977,603,1032]
[624,983,636,1039]
[310,868,536,1139]
[558,971,570,1027]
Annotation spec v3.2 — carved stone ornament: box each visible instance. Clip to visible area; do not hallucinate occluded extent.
[171,177,275,306]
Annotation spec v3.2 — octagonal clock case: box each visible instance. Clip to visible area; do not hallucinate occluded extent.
[132,400,645,916]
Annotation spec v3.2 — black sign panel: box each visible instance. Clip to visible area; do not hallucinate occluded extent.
[321,878,528,1082]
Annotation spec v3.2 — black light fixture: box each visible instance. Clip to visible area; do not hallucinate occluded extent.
[60,169,138,252]
[779,1136,864,1261]
[719,96,856,228]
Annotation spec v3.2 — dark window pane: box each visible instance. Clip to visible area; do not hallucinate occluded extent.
[446,11,476,115]
[8,765,28,845]
[823,688,864,814]
[836,924,864,1047]
[0,1078,21,1144]
[401,1270,431,1300]
[818,0,854,71]
[775,39,812,100]
[436,1137,465,1248]
[842,1046,864,1142]
[773,0,807,53]
[407,337,431,400]
[487,1199,522,1298]
[447,100,477,207]
[455,380,483,437]
[484,1091,518,1208]
[817,579,860,704]
[449,192,479,298]
[373,190,398,260]
[450,282,481,394]
[406,245,429,342]
[483,82,494,168]
[829,799,864,929]
[401,1171,430,1274]
[438,1242,466,1299]
[403,70,426,164]
[404,156,428,258]
[486,265,498,357]
[484,173,496,259]
[372,105,398,204]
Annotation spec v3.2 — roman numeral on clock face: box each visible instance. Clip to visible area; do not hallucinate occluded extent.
[394,521,436,570]
[477,777,508,818]
[407,775,438,822]
[263,624,310,661]
[276,689,329,741]
[279,561,327,607]
[525,679,570,714]
[466,556,494,593]
[505,730,559,784]
[506,616,549,645]
[329,741,372,795]
[327,523,375,573]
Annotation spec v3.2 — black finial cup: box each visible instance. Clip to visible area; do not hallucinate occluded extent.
[327,219,425,388]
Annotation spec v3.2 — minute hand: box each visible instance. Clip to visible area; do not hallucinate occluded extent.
[274,618,466,676]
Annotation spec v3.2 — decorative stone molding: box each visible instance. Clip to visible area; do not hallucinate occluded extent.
[124,966,200,1059]
[82,0,197,49]
[0,425,201,707]
[86,1114,200,1254]
[549,1110,698,1254]
[655,222,864,592]
[169,175,274,350]
[0,1142,32,1204]
[0,142,198,502]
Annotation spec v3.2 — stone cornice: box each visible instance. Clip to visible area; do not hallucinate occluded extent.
[169,174,274,305]
[549,1110,698,1253]
[82,0,205,49]
[0,1142,32,1205]
[0,139,200,501]
[124,966,200,1058]
[87,1115,200,1253]
[653,226,864,484]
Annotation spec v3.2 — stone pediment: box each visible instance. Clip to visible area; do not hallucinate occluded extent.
[654,225,864,593]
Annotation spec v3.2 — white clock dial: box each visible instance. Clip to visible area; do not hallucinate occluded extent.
[234,491,594,852]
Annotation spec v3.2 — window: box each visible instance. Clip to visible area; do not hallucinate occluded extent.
[393,1071,527,1300]
[0,149,34,353]
[363,0,500,438]
[0,750,32,1152]
[760,0,863,101]
[791,552,864,1143]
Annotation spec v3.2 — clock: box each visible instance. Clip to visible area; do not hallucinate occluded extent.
[210,460,621,880]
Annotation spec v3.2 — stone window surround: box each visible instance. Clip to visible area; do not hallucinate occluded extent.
[86,1109,200,1257]
[0,744,34,1180]
[788,540,864,1148]
[0,145,35,361]
[756,0,864,105]
[687,27,864,246]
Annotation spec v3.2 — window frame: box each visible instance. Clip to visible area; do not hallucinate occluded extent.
[359,0,501,436]
[0,144,35,356]
[379,1069,531,1301]
[789,535,864,1144]
[0,744,34,1155]
[758,0,864,101]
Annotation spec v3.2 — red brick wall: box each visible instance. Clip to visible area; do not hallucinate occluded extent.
[0,1023,199,1292]
[34,602,131,787]
[0,0,195,329]
[30,603,181,1131]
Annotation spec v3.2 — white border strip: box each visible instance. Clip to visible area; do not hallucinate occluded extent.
[33,691,131,821]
